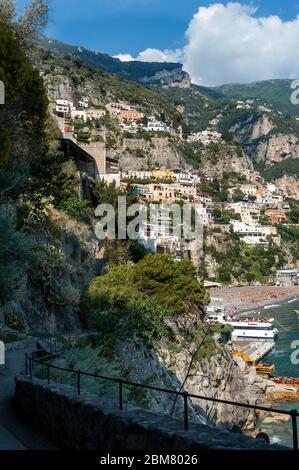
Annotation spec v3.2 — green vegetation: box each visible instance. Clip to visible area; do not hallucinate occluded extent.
[277,224,299,264]
[60,196,93,223]
[177,142,203,168]
[158,85,225,133]
[205,229,284,284]
[0,21,48,166]
[200,173,247,203]
[258,158,299,181]
[0,213,32,304]
[89,254,206,349]
[0,16,95,330]
[35,345,125,398]
[288,200,299,224]
[199,79,299,117]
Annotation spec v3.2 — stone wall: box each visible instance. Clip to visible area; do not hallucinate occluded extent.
[14,376,282,450]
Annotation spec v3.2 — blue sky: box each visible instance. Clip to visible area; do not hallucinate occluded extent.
[16,0,299,55]
[15,1,299,85]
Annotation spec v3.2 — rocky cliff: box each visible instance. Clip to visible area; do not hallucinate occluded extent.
[0,207,97,334]
[115,311,262,431]
[275,175,299,199]
[230,113,299,166]
[139,67,191,89]
[118,137,182,171]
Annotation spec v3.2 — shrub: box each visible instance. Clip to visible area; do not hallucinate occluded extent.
[60,197,93,223]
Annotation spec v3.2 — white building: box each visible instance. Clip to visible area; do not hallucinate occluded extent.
[239,184,257,198]
[231,220,279,245]
[187,129,222,146]
[267,183,277,193]
[146,121,169,132]
[99,173,121,187]
[78,97,89,108]
[174,184,197,201]
[228,202,260,226]
[173,171,202,186]
[121,170,152,180]
[198,193,213,204]
[55,99,74,114]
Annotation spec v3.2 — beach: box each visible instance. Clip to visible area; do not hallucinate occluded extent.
[209,285,299,313]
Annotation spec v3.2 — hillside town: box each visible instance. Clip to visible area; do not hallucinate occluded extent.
[52,96,299,285]
[2,0,299,456]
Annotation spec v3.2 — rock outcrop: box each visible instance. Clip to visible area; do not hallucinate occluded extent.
[250,134,299,165]
[118,137,181,170]
[275,175,299,199]
[230,113,299,166]
[0,208,98,334]
[139,67,191,89]
[115,311,262,432]
[231,114,274,144]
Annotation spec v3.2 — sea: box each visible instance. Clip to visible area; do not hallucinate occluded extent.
[254,298,299,447]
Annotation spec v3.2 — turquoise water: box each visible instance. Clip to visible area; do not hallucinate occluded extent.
[264,299,299,377]
[254,299,299,447]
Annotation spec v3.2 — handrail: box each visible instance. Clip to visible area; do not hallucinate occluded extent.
[24,351,299,450]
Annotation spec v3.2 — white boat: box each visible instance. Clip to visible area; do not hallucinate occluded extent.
[264,304,280,309]
[207,312,278,339]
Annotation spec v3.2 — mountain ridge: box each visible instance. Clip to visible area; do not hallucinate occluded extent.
[197,79,299,117]
[36,35,191,88]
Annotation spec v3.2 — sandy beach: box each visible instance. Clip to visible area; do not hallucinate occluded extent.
[209,285,299,313]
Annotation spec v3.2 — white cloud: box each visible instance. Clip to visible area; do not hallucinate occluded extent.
[115,3,299,86]
[183,2,299,86]
[113,53,135,62]
[135,48,183,63]
[114,48,183,63]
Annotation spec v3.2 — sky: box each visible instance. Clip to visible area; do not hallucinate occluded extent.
[16,1,299,86]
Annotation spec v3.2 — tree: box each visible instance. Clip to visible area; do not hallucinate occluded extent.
[0,0,16,24]
[0,21,48,168]
[0,0,49,49]
[232,187,245,202]
[89,254,206,317]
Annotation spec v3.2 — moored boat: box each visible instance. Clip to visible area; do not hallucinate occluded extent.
[207,311,278,339]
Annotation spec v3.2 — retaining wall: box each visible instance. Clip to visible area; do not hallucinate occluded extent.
[14,376,281,450]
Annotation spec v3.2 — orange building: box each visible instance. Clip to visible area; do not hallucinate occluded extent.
[265,209,287,224]
[120,111,143,122]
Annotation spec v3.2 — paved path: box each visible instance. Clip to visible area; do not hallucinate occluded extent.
[0,340,56,450]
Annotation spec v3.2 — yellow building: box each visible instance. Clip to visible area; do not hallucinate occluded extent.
[152,169,175,181]
[146,184,177,203]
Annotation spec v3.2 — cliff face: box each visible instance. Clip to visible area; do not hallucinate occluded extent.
[139,67,191,89]
[231,114,274,144]
[275,175,299,199]
[115,311,261,431]
[230,114,299,165]
[0,208,97,334]
[118,137,182,171]
[202,149,253,177]
[249,134,299,165]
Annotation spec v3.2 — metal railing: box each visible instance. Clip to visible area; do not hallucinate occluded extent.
[24,351,299,450]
